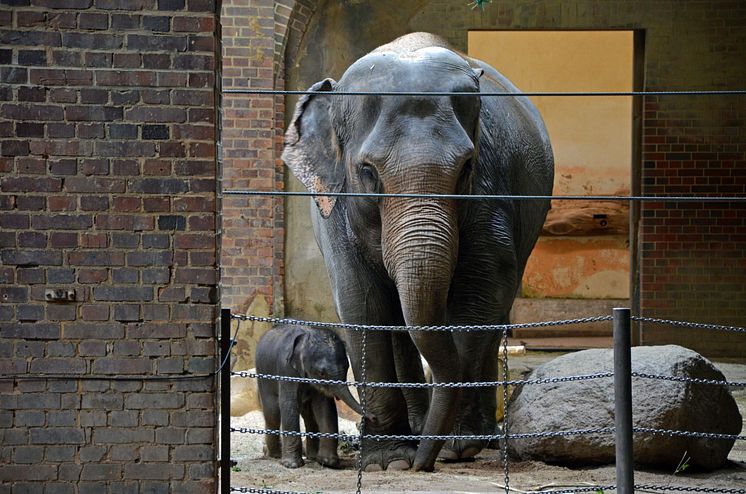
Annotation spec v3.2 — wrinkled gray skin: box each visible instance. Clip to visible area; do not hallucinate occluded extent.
[256,325,365,469]
[282,32,554,472]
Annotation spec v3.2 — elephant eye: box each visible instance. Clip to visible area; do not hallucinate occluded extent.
[359,163,380,193]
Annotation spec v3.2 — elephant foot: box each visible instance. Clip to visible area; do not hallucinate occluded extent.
[360,440,417,472]
[315,454,341,469]
[280,456,304,469]
[438,438,486,462]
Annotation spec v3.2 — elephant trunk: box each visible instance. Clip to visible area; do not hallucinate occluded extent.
[381,197,459,327]
[333,384,370,419]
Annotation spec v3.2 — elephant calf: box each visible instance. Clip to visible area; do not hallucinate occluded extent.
[256,324,365,468]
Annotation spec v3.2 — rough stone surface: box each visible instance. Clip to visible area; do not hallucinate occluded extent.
[507,345,742,470]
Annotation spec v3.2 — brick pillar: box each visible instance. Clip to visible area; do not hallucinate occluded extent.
[0,1,218,490]
[220,0,285,315]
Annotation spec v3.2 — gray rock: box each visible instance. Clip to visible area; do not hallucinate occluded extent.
[506,345,742,471]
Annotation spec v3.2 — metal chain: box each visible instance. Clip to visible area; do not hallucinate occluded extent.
[231,426,615,442]
[232,425,746,442]
[502,327,510,494]
[230,488,306,494]
[631,371,746,388]
[228,482,746,493]
[633,316,746,333]
[356,325,368,494]
[233,313,612,333]
[237,312,746,334]
[236,370,745,389]
[634,426,746,441]
[231,370,614,388]
[524,486,617,494]
[635,485,746,494]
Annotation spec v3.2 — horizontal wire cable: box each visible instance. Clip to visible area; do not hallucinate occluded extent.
[223,189,746,203]
[223,89,746,97]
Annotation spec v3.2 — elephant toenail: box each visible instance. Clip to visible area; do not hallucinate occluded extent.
[387,459,411,471]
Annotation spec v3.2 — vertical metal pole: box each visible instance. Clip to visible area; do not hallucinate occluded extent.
[220,308,231,494]
[613,308,634,494]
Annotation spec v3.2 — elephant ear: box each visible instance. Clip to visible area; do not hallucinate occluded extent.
[287,331,306,377]
[282,78,343,218]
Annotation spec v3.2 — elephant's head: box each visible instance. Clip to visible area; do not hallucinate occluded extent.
[290,328,366,417]
[283,47,482,327]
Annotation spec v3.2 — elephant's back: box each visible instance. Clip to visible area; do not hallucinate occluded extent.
[473,58,554,197]
[371,32,452,55]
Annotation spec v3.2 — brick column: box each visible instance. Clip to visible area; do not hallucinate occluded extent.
[0,1,218,491]
[220,0,285,315]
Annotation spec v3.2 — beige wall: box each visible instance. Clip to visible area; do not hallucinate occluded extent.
[469,31,633,299]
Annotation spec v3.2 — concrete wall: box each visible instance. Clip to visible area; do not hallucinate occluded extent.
[277,0,746,356]
[0,1,219,490]
[469,31,632,301]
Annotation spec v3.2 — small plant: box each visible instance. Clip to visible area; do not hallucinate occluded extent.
[231,465,242,472]
[595,489,605,494]
[674,452,691,475]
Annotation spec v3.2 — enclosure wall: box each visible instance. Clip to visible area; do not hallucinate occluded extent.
[237,0,745,357]
[0,1,219,491]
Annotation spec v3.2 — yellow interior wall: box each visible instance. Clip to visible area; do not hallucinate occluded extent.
[468,31,633,299]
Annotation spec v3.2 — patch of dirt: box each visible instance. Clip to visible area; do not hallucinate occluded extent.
[229,357,746,493]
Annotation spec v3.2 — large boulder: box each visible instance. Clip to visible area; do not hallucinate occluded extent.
[506,345,742,471]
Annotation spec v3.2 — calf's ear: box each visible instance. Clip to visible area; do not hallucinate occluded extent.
[282,78,344,218]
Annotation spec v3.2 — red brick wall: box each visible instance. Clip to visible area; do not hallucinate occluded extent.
[640,93,746,354]
[0,0,218,490]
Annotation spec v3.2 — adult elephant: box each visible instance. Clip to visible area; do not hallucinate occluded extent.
[282,32,554,472]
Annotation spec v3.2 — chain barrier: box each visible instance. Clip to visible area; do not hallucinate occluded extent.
[231,370,615,388]
[631,371,746,388]
[224,483,746,494]
[635,486,746,494]
[232,313,612,333]
[355,324,369,494]
[229,311,745,493]
[524,486,617,494]
[632,316,746,334]
[502,326,511,494]
[230,488,306,494]
[634,427,746,441]
[231,426,615,442]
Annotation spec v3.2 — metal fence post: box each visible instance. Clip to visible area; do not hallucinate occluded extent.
[613,307,634,494]
[220,308,231,494]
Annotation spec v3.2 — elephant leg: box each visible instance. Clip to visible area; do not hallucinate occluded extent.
[279,383,304,468]
[312,394,341,468]
[345,328,417,472]
[441,332,499,461]
[259,381,282,458]
[300,400,319,463]
[313,208,415,471]
[410,330,463,472]
[439,219,517,462]
[392,331,429,435]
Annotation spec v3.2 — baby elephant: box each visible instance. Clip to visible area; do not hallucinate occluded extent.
[256,324,365,468]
